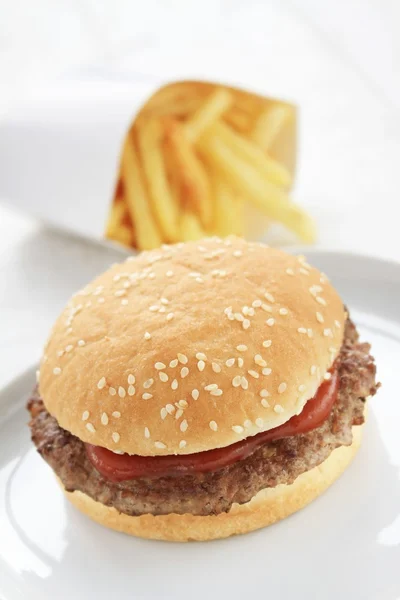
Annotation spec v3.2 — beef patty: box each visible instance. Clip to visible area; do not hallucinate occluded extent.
[28,318,378,517]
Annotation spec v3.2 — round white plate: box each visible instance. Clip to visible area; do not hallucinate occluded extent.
[0,251,399,600]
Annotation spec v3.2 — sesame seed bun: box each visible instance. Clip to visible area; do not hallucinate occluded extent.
[39,236,345,456]
[61,423,363,541]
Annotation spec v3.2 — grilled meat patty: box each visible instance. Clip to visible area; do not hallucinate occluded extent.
[28,318,378,517]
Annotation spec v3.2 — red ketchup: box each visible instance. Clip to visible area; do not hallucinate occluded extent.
[86,369,339,482]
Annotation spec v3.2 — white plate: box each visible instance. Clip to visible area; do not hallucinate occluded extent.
[0,251,399,600]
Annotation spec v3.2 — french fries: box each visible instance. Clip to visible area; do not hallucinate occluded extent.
[121,133,162,250]
[164,119,213,229]
[106,80,314,251]
[136,118,179,242]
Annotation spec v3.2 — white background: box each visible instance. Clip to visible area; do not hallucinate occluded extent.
[1,0,400,388]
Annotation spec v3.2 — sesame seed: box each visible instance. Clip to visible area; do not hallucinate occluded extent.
[175,408,183,419]
[128,374,135,385]
[118,386,126,398]
[178,399,188,408]
[266,318,275,326]
[111,432,120,443]
[144,427,150,439]
[149,305,159,312]
[171,379,178,390]
[298,327,307,334]
[262,367,272,375]
[160,407,168,420]
[166,404,175,414]
[197,360,205,372]
[237,345,247,352]
[244,419,252,428]
[241,377,249,390]
[307,328,313,338]
[181,367,189,378]
[316,296,327,306]
[169,359,178,368]
[247,307,255,316]
[274,404,284,414]
[158,306,166,313]
[242,319,250,330]
[226,358,235,367]
[238,357,244,367]
[101,412,109,425]
[142,393,153,400]
[324,328,333,337]
[155,362,166,370]
[324,372,332,380]
[279,308,288,315]
[264,292,275,303]
[53,367,61,375]
[255,418,264,428]
[224,306,233,315]
[160,297,169,305]
[97,377,106,390]
[252,300,262,308]
[299,268,309,275]
[159,372,169,382]
[209,420,218,431]
[205,384,218,391]
[86,423,96,433]
[112,411,121,418]
[233,250,243,257]
[255,354,267,367]
[189,272,201,278]
[260,389,270,398]
[263,340,272,348]
[261,398,270,408]
[248,370,259,379]
[109,387,116,396]
[97,297,105,304]
[128,385,135,396]
[82,410,89,421]
[278,382,287,394]
[177,353,188,364]
[298,384,306,392]
[166,312,174,321]
[227,313,235,321]
[166,270,174,277]
[232,425,244,434]
[115,290,126,297]
[192,389,199,400]
[232,375,242,387]
[316,312,324,323]
[121,299,129,306]
[261,303,273,313]
[210,389,223,396]
[234,312,244,322]
[155,441,166,449]
[212,362,221,373]
[65,344,73,352]
[180,420,188,432]
[56,350,64,357]
[143,378,154,389]
[310,365,317,375]
[144,332,151,340]
[195,277,203,283]
[286,268,294,276]
[334,320,341,329]
[179,440,187,449]
[196,352,207,361]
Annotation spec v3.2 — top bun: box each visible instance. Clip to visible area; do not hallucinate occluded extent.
[39,237,344,456]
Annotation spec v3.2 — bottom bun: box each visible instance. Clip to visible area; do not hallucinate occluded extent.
[62,424,363,542]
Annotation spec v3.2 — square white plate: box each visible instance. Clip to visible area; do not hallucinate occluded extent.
[0,251,399,600]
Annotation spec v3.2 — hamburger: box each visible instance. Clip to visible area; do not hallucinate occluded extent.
[27,237,379,541]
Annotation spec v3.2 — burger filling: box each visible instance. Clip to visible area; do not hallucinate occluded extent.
[27,318,378,517]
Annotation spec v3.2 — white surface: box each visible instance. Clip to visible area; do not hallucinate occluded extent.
[0,251,399,600]
[1,0,400,389]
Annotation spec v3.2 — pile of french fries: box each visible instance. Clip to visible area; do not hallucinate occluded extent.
[106,81,316,250]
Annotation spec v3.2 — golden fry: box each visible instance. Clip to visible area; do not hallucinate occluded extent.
[136,118,179,242]
[184,87,233,142]
[164,119,213,229]
[179,211,206,241]
[251,104,297,176]
[121,133,162,250]
[106,202,133,247]
[209,170,243,237]
[199,134,315,243]
[208,121,292,189]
